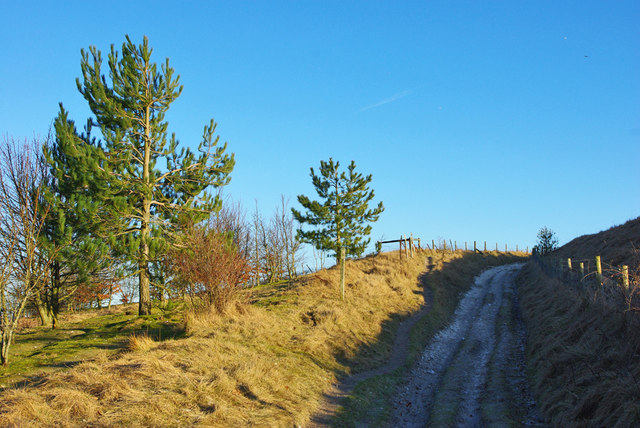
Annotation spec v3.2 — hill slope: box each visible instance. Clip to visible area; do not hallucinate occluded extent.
[518,218,640,426]
[554,216,640,267]
[0,250,525,427]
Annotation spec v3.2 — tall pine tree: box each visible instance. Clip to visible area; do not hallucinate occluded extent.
[70,35,234,315]
[292,158,384,298]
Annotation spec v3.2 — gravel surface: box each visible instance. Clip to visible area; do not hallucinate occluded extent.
[392,263,545,427]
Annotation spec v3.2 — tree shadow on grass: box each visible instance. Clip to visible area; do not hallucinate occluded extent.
[0,309,186,390]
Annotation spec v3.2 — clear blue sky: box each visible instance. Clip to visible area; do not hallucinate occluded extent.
[1,1,639,254]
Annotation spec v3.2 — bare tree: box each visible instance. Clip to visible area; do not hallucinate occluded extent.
[249,197,303,285]
[275,196,302,280]
[0,137,56,365]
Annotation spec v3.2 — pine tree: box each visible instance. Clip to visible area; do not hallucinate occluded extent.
[71,35,234,315]
[533,226,559,256]
[292,158,384,298]
[40,106,115,326]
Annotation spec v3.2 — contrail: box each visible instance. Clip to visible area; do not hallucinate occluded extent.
[359,90,412,112]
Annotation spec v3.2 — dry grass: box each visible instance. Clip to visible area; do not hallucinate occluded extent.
[0,251,432,426]
[0,249,526,427]
[553,216,640,267]
[517,262,640,426]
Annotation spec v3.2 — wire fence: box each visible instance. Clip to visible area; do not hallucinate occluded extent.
[376,236,531,261]
[533,253,639,312]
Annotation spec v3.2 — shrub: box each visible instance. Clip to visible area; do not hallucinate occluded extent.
[168,225,251,313]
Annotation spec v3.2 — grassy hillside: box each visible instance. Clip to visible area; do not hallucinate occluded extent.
[553,216,640,267]
[0,249,525,427]
[517,218,640,426]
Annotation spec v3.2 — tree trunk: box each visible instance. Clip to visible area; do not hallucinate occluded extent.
[34,293,53,328]
[139,232,152,315]
[339,247,345,300]
[138,104,153,316]
[1,330,13,366]
[108,282,113,310]
[51,261,61,328]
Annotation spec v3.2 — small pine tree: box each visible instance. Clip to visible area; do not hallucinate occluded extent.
[292,158,384,298]
[533,226,559,256]
[40,107,116,326]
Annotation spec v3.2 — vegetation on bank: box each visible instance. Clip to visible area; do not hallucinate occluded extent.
[0,249,525,426]
[517,220,640,426]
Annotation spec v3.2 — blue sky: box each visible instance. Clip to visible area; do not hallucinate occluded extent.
[1,1,639,254]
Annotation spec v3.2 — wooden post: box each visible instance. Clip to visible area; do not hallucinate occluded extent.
[405,235,409,258]
[526,246,529,253]
[449,240,453,251]
[418,238,421,250]
[516,245,519,252]
[595,256,602,284]
[622,265,629,288]
[410,233,414,258]
[443,240,447,251]
[505,243,507,252]
[399,236,402,260]
[484,241,487,252]
[495,242,498,251]
[465,241,468,251]
[432,239,435,251]
[567,258,572,271]
[454,241,457,251]
[474,241,477,252]
[579,262,585,279]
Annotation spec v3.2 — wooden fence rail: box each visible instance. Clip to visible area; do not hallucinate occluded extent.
[376,236,531,260]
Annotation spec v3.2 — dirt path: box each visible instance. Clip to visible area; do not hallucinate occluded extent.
[392,263,545,427]
[309,263,546,427]
[308,287,435,427]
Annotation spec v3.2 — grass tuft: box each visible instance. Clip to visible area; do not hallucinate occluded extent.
[127,334,157,353]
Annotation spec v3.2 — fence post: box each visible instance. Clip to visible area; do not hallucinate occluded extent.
[474,241,477,252]
[465,242,468,251]
[567,258,572,271]
[579,262,585,279]
[443,240,447,251]
[404,235,408,258]
[484,241,487,252]
[410,233,414,258]
[505,243,507,252]
[432,240,435,251]
[399,236,402,260]
[454,241,457,251]
[496,243,498,251]
[595,256,602,284]
[417,238,421,250]
[516,244,519,252]
[622,265,629,288]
